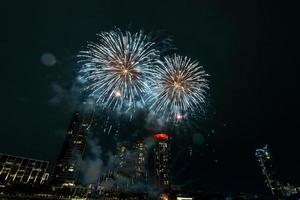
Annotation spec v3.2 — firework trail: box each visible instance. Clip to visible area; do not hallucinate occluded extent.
[147,54,209,121]
[78,29,160,112]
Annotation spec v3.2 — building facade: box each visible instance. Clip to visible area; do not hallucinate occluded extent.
[51,112,93,188]
[153,133,170,190]
[0,154,49,185]
[134,141,147,182]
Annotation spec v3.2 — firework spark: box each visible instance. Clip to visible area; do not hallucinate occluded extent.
[147,54,209,121]
[78,29,159,111]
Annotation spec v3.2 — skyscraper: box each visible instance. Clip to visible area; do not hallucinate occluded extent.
[134,141,147,182]
[153,133,170,190]
[117,144,129,171]
[51,112,93,188]
[96,140,149,194]
[255,145,279,196]
[255,145,299,199]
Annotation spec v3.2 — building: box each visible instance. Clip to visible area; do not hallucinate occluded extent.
[134,141,147,182]
[255,145,299,199]
[96,143,131,194]
[96,140,148,194]
[255,145,278,195]
[116,143,132,190]
[50,112,93,188]
[117,144,129,171]
[153,133,170,190]
[0,153,49,185]
[117,141,148,183]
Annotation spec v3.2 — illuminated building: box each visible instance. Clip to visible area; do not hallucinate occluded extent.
[255,145,276,195]
[255,145,279,196]
[117,141,148,183]
[134,141,147,182]
[97,143,131,194]
[51,112,93,188]
[255,145,299,198]
[153,133,170,190]
[96,140,149,194]
[0,153,49,185]
[117,144,129,171]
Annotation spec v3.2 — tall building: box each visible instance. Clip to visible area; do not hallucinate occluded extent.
[255,145,279,196]
[134,141,147,182]
[153,133,170,190]
[51,112,93,188]
[117,144,129,171]
[0,154,49,185]
[255,145,299,199]
[97,140,149,194]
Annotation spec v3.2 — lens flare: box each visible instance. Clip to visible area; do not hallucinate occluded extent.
[147,54,209,120]
[78,29,159,111]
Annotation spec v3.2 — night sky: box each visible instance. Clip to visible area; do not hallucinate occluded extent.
[1,0,298,195]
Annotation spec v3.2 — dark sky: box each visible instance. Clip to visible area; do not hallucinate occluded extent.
[1,0,298,195]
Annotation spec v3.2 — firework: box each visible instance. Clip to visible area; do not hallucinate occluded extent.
[78,29,159,111]
[147,54,209,120]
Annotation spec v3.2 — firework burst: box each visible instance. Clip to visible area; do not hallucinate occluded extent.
[147,54,209,121]
[78,29,159,111]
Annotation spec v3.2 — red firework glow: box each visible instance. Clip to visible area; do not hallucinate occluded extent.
[153,133,169,140]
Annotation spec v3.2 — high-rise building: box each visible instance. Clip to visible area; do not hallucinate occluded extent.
[255,145,299,199]
[255,145,279,196]
[153,133,170,190]
[0,154,49,185]
[134,141,147,182]
[97,140,149,194]
[117,144,129,171]
[51,112,93,188]
[115,143,132,190]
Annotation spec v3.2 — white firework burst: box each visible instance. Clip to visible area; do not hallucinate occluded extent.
[78,29,159,111]
[147,54,209,121]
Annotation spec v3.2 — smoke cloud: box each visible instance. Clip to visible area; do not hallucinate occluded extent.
[79,135,158,197]
[79,138,103,185]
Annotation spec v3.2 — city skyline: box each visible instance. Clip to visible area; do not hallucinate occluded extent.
[1,0,299,197]
[0,109,299,199]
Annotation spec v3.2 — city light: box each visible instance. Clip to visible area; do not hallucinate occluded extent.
[153,133,169,140]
